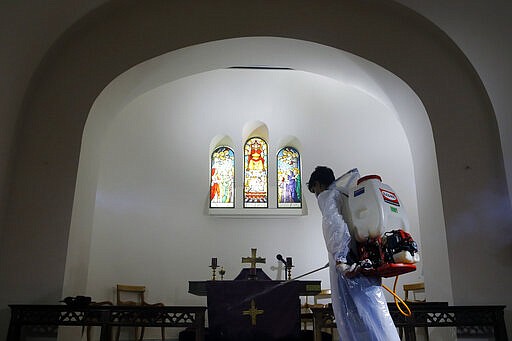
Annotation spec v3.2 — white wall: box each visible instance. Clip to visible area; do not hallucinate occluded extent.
[395,0,512,208]
[89,69,420,339]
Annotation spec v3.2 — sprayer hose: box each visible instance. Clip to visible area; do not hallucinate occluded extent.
[381,276,412,317]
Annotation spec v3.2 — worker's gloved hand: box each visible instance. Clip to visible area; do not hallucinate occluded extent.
[336,262,360,278]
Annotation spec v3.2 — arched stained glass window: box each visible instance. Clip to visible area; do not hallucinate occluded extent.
[244,137,268,207]
[277,147,302,208]
[210,146,235,208]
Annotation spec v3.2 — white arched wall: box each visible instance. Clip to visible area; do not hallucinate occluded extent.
[64,36,451,314]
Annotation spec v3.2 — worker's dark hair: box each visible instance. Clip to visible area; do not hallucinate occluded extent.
[307,166,335,192]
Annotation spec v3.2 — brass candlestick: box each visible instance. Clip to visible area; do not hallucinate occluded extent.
[219,267,226,280]
[286,257,294,281]
[210,258,218,281]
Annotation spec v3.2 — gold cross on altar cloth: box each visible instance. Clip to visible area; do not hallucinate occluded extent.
[242,248,266,269]
[242,299,264,326]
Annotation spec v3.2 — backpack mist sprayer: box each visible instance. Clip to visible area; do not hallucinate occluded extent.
[335,169,421,316]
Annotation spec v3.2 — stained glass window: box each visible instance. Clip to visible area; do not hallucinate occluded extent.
[210,146,235,208]
[277,147,302,208]
[244,137,268,207]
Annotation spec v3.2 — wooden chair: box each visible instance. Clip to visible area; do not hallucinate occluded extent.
[402,282,427,340]
[312,289,339,341]
[115,284,165,341]
[301,289,336,341]
[403,282,426,302]
[313,289,332,307]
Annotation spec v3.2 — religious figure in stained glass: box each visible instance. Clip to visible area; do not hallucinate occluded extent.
[277,147,302,208]
[210,146,235,208]
[244,137,268,207]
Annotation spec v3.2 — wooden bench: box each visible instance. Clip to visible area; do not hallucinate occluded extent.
[7,304,206,341]
[309,303,508,341]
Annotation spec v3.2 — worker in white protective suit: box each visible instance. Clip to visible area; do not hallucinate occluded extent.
[308,166,400,341]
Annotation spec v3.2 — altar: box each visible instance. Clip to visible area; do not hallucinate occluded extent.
[188,249,321,341]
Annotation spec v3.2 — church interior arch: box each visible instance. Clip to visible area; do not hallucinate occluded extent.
[65,39,444,336]
[2,1,510,339]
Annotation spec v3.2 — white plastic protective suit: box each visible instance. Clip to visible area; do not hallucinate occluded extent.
[318,184,400,341]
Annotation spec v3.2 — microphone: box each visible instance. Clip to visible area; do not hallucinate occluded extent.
[276,254,287,265]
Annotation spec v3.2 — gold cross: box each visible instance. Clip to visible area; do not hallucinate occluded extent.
[242,299,264,326]
[242,248,266,269]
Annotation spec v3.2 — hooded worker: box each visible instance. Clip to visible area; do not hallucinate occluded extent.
[308,166,400,341]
